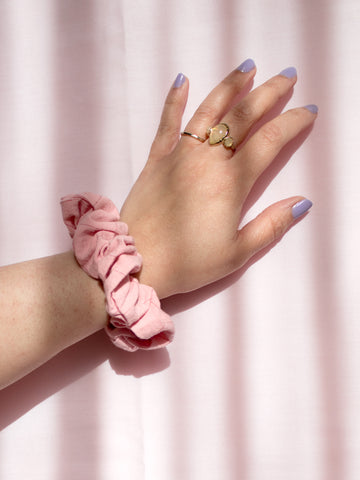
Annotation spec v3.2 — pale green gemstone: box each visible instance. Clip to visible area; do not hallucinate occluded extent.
[223,136,234,148]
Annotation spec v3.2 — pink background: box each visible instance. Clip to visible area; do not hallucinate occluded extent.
[1,0,359,478]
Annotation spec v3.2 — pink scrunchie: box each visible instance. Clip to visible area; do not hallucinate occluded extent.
[61,193,174,352]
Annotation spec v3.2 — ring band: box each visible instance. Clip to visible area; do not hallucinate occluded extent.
[206,123,235,149]
[181,123,235,150]
[181,131,205,142]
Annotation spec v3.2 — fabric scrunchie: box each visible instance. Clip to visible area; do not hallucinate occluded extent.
[61,192,174,352]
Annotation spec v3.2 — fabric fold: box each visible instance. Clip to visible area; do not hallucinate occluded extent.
[61,193,174,351]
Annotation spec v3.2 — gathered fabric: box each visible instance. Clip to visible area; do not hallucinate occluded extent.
[61,192,174,352]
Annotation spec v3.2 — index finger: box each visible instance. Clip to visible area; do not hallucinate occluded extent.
[183,59,256,138]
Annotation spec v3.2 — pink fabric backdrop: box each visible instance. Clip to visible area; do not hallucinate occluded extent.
[1,0,359,479]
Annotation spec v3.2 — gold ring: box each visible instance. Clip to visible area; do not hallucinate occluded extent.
[181,131,205,142]
[206,123,235,149]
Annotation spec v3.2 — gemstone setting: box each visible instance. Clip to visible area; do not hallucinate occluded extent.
[206,123,234,149]
[207,123,229,144]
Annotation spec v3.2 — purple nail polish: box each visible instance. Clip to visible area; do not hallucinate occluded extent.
[304,104,319,114]
[173,73,185,88]
[237,58,256,73]
[292,199,313,219]
[279,67,297,79]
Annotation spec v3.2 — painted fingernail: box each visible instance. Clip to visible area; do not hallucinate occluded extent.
[304,104,319,114]
[292,199,313,219]
[237,58,256,73]
[279,67,297,79]
[173,73,185,88]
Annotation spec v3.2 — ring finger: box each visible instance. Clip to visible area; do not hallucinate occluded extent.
[219,67,297,152]
[183,66,298,155]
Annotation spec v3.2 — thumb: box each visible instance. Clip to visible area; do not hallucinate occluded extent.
[235,197,313,263]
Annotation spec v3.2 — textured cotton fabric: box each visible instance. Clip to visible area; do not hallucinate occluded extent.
[0,1,359,479]
[61,192,174,351]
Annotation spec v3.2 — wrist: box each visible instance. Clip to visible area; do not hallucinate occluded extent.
[61,193,174,351]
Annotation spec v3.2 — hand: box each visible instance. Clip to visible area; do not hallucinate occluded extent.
[120,61,317,299]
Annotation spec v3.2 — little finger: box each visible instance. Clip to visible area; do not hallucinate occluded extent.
[237,105,318,183]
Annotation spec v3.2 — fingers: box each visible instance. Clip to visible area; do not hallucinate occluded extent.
[221,67,297,148]
[150,73,189,158]
[184,59,256,137]
[182,65,312,164]
[233,196,313,265]
[235,105,318,182]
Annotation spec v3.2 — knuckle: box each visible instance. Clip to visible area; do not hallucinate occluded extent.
[263,75,294,97]
[267,214,287,242]
[193,103,217,123]
[156,122,179,140]
[260,122,283,145]
[232,101,254,123]
[164,92,181,108]
[264,76,284,91]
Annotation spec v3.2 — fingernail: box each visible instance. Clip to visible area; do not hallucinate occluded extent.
[304,104,319,114]
[173,73,185,88]
[237,58,256,73]
[279,67,297,79]
[292,199,313,219]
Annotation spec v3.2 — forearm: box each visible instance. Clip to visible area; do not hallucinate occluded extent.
[0,251,108,389]
[0,63,317,389]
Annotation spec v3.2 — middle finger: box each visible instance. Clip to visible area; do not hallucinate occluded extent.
[217,67,298,153]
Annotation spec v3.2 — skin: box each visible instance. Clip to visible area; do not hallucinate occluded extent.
[0,64,317,389]
[0,252,108,388]
[121,65,317,298]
